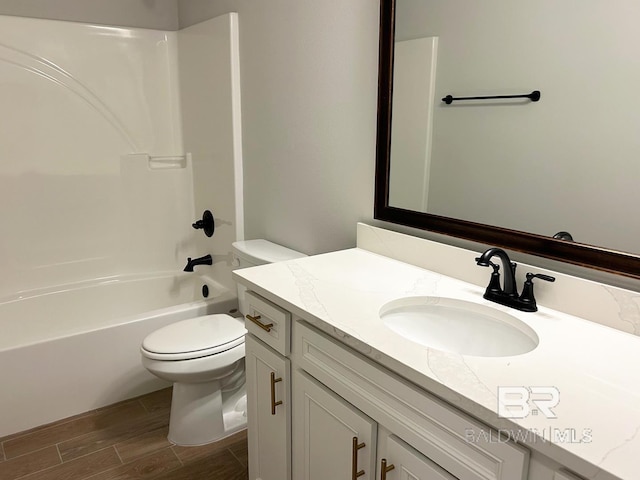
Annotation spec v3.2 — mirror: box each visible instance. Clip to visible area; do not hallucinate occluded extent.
[374,0,640,279]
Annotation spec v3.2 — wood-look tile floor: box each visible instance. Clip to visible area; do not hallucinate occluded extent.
[0,388,248,480]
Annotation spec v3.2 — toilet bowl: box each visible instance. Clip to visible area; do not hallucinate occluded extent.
[141,239,306,446]
[140,314,247,446]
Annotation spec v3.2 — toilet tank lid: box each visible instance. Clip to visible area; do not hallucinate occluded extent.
[232,239,307,265]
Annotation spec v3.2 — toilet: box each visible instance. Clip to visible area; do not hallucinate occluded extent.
[140,239,306,446]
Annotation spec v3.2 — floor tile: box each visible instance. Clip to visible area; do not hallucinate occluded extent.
[19,447,121,480]
[0,446,61,480]
[138,389,172,415]
[114,426,171,464]
[171,430,247,463]
[58,412,169,462]
[81,447,181,480]
[1,390,248,480]
[3,401,147,460]
[153,449,246,480]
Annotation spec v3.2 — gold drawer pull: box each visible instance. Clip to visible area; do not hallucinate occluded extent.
[352,436,366,479]
[270,372,283,415]
[245,314,273,332]
[381,459,395,480]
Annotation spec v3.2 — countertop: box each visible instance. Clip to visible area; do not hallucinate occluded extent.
[233,248,640,480]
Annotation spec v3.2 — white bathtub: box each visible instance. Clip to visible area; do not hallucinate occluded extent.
[0,272,238,438]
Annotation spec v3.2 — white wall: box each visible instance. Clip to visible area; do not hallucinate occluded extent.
[0,15,190,297]
[0,0,179,30]
[2,2,637,287]
[178,0,380,255]
[178,13,243,292]
[175,0,640,291]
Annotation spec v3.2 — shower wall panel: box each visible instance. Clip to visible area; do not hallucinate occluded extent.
[0,15,190,297]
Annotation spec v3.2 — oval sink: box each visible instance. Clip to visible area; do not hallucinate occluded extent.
[380,297,538,357]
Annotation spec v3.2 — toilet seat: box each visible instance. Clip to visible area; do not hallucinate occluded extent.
[141,314,246,361]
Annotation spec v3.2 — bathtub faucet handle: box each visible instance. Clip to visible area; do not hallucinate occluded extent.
[192,210,215,237]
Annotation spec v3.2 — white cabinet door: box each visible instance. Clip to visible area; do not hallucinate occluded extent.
[293,370,377,480]
[245,335,291,480]
[378,432,458,480]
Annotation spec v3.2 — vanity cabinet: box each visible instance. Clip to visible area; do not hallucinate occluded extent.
[244,290,529,480]
[244,292,292,480]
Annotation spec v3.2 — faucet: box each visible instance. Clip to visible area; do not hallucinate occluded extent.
[475,248,555,312]
[183,254,213,272]
[475,248,518,296]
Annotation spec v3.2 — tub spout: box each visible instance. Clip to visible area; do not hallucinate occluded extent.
[183,254,213,272]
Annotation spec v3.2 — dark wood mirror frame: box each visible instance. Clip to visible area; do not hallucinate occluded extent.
[373,0,640,279]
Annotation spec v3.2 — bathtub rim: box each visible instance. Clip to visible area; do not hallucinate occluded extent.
[0,270,238,353]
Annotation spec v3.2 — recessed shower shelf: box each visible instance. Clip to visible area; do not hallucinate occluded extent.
[147,155,187,169]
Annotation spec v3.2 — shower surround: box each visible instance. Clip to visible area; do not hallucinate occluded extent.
[0,13,243,437]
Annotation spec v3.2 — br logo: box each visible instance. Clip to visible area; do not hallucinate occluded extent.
[497,386,560,419]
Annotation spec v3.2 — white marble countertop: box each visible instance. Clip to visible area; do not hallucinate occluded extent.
[233,248,640,480]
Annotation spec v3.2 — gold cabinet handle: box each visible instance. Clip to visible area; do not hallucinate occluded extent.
[380,459,395,480]
[270,372,283,415]
[246,314,273,332]
[352,436,366,479]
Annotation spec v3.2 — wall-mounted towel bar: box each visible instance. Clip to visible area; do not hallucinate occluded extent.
[442,90,540,105]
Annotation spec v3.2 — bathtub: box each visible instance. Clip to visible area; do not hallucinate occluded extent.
[0,272,238,438]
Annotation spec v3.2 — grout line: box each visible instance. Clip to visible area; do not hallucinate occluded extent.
[0,444,62,463]
[7,446,119,480]
[168,446,183,469]
[56,445,119,466]
[55,407,170,461]
[169,446,184,467]
[2,400,143,456]
[75,451,122,480]
[113,444,124,465]
[82,447,179,480]
[138,398,151,414]
[55,444,63,464]
[228,446,247,470]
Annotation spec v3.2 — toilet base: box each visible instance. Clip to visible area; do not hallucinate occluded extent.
[168,380,247,446]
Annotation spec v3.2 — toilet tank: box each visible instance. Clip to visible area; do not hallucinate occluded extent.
[231,239,307,315]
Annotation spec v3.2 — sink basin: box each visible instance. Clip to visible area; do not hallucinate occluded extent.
[380,297,538,357]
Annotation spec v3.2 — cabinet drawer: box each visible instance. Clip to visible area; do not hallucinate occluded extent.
[295,321,529,480]
[245,291,291,355]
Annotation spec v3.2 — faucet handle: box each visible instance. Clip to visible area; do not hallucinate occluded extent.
[519,273,556,311]
[192,210,215,237]
[527,273,555,283]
